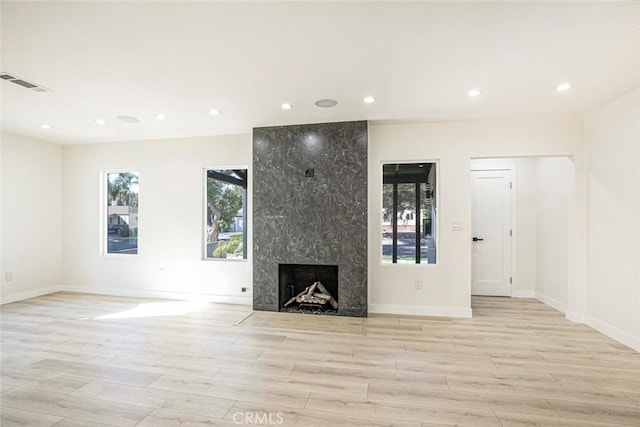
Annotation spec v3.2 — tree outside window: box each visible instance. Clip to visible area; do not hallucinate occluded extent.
[106,171,139,255]
[205,169,247,260]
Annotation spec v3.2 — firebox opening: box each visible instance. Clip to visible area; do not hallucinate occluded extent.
[279,264,339,314]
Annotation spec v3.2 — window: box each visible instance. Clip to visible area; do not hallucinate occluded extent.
[382,162,437,264]
[106,171,139,255]
[204,168,247,260]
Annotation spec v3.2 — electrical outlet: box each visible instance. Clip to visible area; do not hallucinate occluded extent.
[5,272,14,282]
[414,280,423,290]
[241,287,247,293]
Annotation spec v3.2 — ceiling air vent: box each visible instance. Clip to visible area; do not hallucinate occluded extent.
[0,72,50,93]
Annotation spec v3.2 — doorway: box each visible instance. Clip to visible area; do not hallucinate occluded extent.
[470,156,575,312]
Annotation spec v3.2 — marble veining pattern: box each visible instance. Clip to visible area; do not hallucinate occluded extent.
[252,121,368,316]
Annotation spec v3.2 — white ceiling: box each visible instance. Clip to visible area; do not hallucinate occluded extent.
[1,1,639,145]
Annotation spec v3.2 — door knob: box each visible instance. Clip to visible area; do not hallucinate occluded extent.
[473,237,484,242]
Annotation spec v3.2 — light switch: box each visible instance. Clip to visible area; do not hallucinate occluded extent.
[451,222,462,231]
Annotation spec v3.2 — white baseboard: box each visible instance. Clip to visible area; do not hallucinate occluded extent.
[513,290,535,298]
[585,315,640,353]
[0,286,61,305]
[61,286,252,306]
[369,304,472,318]
[535,292,567,314]
[565,310,585,324]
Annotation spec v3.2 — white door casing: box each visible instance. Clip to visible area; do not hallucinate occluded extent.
[471,170,513,296]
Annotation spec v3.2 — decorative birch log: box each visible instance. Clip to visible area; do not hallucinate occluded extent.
[283,285,311,307]
[283,281,338,309]
[315,281,339,309]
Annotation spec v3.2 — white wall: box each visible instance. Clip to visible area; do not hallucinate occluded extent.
[368,117,583,317]
[60,118,585,319]
[584,88,640,351]
[0,133,3,301]
[516,158,539,298]
[534,157,573,312]
[62,134,253,303]
[1,132,63,303]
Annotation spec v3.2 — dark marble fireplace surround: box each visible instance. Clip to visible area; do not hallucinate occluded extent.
[253,121,368,317]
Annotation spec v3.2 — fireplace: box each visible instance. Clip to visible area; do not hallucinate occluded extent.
[279,264,338,314]
[253,121,368,317]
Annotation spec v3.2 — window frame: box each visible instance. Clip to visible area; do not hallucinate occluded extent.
[380,160,439,267]
[202,166,249,262]
[101,169,140,257]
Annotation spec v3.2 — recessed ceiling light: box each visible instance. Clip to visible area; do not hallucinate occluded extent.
[467,89,481,97]
[556,83,571,92]
[116,115,140,123]
[281,103,293,110]
[95,119,106,125]
[155,114,166,120]
[363,96,376,104]
[209,109,221,116]
[314,99,338,108]
[39,124,52,129]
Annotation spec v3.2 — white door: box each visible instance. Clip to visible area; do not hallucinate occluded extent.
[471,170,512,296]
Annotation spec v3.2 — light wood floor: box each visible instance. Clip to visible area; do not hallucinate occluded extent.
[1,293,639,426]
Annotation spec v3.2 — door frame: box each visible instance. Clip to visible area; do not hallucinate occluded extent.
[470,161,518,297]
